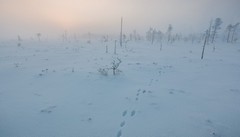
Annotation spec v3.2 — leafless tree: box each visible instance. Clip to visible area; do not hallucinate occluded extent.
[111,58,122,75]
[226,24,233,43]
[146,27,153,42]
[151,29,157,44]
[206,20,212,44]
[201,29,210,59]
[231,23,240,43]
[225,22,239,43]
[37,33,41,42]
[114,40,117,54]
[211,18,222,43]
[167,24,173,43]
[156,30,163,50]
[18,35,22,41]
[120,17,123,47]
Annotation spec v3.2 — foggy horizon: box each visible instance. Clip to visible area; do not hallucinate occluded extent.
[1,1,240,137]
[1,0,240,40]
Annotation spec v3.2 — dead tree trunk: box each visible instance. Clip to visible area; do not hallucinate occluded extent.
[160,41,163,51]
[201,30,209,59]
[207,20,212,44]
[120,17,123,47]
[114,40,117,54]
[227,29,231,43]
[231,29,237,43]
[106,45,108,53]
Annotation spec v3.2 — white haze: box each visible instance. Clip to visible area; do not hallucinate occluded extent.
[0,0,240,40]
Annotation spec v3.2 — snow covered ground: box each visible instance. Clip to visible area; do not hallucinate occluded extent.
[0,39,240,137]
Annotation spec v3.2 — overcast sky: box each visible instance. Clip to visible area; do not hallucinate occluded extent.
[0,0,240,39]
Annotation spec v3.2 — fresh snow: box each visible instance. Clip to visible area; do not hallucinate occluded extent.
[0,40,240,137]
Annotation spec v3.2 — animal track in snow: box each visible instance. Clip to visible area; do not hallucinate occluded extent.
[34,93,41,96]
[131,110,136,117]
[230,89,240,93]
[116,130,122,137]
[168,89,185,94]
[134,89,151,102]
[116,88,153,136]
[122,110,127,117]
[40,106,56,113]
[120,121,125,127]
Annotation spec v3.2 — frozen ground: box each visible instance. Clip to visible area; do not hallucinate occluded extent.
[0,39,240,137]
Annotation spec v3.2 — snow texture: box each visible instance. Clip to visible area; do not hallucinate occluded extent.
[0,39,240,137]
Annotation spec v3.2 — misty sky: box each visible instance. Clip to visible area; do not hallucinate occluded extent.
[0,0,240,39]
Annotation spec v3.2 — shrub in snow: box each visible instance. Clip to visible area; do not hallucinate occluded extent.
[98,58,122,76]
[98,68,108,76]
[111,58,122,75]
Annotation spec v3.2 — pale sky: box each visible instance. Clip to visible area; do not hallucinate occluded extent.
[0,0,240,39]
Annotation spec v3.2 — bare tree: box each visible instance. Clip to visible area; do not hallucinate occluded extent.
[18,35,22,41]
[37,33,41,42]
[167,24,173,43]
[87,32,91,44]
[146,27,153,42]
[231,23,240,43]
[132,30,137,41]
[156,30,163,42]
[211,18,222,43]
[114,40,117,54]
[156,30,163,50]
[17,35,22,46]
[103,35,109,53]
[226,24,233,43]
[111,58,122,75]
[62,30,68,42]
[120,17,123,47]
[151,29,157,44]
[206,20,212,44]
[105,45,108,53]
[201,29,210,59]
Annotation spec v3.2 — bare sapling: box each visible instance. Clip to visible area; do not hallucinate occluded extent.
[111,58,122,75]
[98,68,108,76]
[98,58,122,76]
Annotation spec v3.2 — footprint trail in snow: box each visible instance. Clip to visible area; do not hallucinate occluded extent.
[116,88,152,137]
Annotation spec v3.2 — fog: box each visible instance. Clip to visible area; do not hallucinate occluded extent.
[0,0,240,40]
